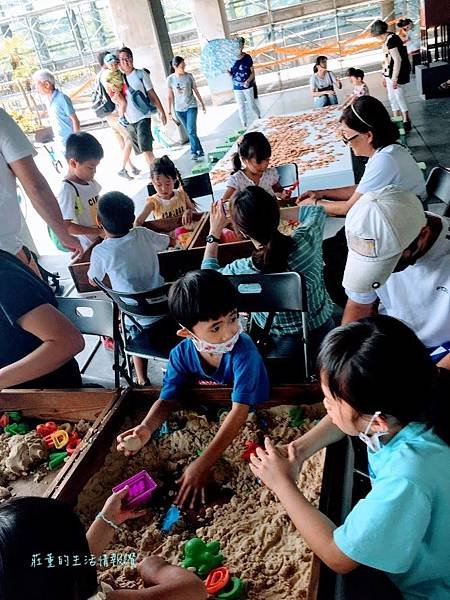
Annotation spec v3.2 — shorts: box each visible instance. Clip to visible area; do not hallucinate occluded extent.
[126,118,153,154]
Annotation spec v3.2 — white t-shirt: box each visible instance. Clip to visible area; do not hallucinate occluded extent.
[0,108,36,255]
[87,227,170,326]
[356,144,426,199]
[226,167,279,196]
[123,69,154,124]
[346,215,450,348]
[57,179,101,249]
[309,71,337,91]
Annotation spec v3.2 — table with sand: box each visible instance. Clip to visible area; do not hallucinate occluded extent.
[210,105,354,198]
[77,404,328,599]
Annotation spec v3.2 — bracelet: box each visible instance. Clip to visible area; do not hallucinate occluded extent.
[95,512,120,531]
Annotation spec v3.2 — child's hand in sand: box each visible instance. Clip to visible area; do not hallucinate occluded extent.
[175,457,209,509]
[101,487,146,525]
[249,437,299,493]
[117,424,152,456]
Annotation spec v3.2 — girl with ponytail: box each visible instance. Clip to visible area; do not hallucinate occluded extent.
[202,186,334,363]
[221,132,291,207]
[135,155,197,225]
[249,315,450,599]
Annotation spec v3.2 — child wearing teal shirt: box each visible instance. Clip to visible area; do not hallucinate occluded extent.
[249,315,450,599]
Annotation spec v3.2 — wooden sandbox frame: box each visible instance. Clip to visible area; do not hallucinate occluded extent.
[0,385,352,599]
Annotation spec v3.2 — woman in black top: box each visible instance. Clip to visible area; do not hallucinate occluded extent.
[371,20,411,131]
[0,250,83,389]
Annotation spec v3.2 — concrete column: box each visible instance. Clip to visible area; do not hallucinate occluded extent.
[381,0,395,21]
[189,0,230,42]
[108,0,172,109]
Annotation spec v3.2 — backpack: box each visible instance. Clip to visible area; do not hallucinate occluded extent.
[124,69,157,115]
[48,180,82,253]
[91,75,115,118]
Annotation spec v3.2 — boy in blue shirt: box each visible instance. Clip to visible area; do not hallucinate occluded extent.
[117,269,269,508]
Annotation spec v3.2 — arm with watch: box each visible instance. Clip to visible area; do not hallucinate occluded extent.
[203,201,228,261]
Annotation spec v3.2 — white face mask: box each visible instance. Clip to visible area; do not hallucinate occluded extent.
[358,411,388,452]
[185,323,242,355]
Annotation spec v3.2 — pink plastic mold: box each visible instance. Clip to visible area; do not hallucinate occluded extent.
[112,470,157,509]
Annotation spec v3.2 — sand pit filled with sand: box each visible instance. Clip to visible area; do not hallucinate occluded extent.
[77,405,326,599]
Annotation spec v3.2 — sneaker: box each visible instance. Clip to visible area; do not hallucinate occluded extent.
[403,120,412,132]
[118,116,129,127]
[197,152,205,161]
[118,168,133,180]
[131,166,141,176]
[191,154,199,161]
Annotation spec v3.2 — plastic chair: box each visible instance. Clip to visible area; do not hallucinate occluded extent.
[147,173,214,203]
[276,163,299,198]
[426,166,450,216]
[56,296,121,387]
[226,272,310,380]
[93,279,179,385]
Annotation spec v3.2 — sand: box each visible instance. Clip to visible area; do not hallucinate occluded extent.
[77,405,326,599]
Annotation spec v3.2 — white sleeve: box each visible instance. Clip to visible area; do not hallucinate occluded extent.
[142,70,153,92]
[356,154,396,194]
[225,172,240,191]
[92,179,102,195]
[57,182,76,221]
[141,227,170,252]
[345,288,378,304]
[87,245,106,283]
[0,109,36,164]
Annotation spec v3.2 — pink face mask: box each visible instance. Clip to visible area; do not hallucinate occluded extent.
[185,323,242,355]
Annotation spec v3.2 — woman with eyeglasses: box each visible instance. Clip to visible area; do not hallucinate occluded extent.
[297,96,426,308]
[310,56,342,108]
[297,96,425,217]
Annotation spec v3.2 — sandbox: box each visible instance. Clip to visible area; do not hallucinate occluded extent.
[73,387,349,600]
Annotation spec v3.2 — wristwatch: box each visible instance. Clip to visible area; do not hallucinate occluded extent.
[206,234,221,244]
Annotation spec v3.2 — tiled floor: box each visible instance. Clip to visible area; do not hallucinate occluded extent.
[40,70,449,388]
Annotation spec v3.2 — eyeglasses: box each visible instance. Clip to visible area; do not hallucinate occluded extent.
[341,132,360,145]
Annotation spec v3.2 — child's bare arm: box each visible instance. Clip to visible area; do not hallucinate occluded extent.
[109,557,207,599]
[175,403,249,507]
[134,200,155,226]
[202,402,249,466]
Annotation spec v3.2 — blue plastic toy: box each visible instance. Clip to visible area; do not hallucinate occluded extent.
[154,420,170,439]
[161,504,181,533]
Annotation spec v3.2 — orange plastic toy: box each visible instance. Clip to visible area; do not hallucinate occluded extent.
[205,566,230,595]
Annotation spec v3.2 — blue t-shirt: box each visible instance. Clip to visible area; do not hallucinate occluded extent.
[48,89,75,150]
[334,423,450,599]
[160,333,269,407]
[230,54,254,90]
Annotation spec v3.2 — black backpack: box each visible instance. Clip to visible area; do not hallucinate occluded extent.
[91,75,115,118]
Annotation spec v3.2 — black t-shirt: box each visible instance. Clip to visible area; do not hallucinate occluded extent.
[384,32,410,84]
[0,250,81,388]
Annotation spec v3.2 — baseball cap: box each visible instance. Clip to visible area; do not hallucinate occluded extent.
[343,186,427,293]
[104,53,118,65]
